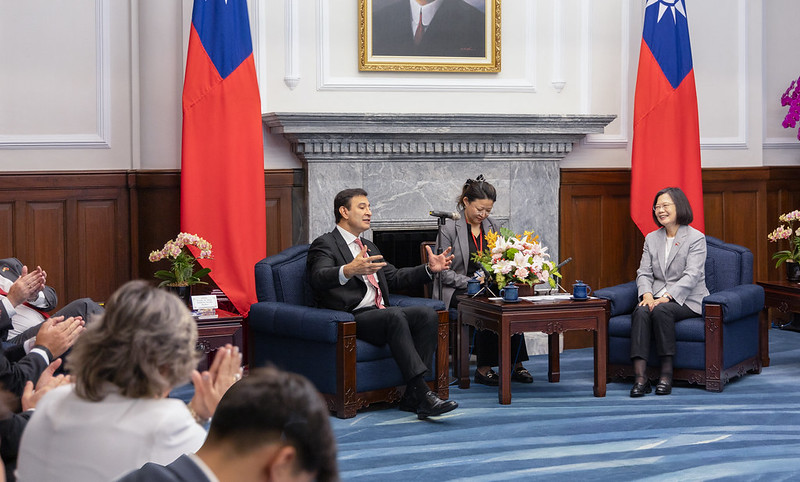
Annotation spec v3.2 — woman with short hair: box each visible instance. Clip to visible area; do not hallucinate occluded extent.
[16,280,242,481]
[629,187,709,397]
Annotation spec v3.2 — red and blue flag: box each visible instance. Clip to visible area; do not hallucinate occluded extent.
[631,0,704,234]
[181,0,265,317]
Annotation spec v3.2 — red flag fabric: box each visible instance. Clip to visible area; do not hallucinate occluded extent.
[181,0,265,317]
[631,0,704,234]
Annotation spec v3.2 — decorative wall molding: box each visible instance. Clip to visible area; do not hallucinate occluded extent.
[316,0,537,92]
[0,0,111,149]
[283,0,300,89]
[551,1,565,93]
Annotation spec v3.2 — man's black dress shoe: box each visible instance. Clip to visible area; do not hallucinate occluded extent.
[655,380,672,395]
[474,369,499,386]
[511,366,534,384]
[629,381,651,397]
[414,391,458,419]
[398,392,417,413]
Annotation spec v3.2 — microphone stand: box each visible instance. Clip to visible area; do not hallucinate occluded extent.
[434,216,446,305]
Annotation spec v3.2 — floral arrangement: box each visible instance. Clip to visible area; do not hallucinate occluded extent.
[471,227,561,290]
[768,210,800,267]
[148,232,213,287]
[781,76,800,141]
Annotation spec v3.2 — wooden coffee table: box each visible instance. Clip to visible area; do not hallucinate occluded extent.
[455,295,609,404]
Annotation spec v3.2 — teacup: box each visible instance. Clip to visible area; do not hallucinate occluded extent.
[467,279,481,295]
[572,280,592,300]
[500,285,519,302]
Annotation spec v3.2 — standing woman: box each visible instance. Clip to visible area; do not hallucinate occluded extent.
[630,187,709,397]
[434,175,533,386]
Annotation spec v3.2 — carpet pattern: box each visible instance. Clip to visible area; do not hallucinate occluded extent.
[330,328,800,481]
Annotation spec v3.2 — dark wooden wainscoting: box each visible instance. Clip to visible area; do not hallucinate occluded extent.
[0,169,301,311]
[0,172,131,311]
[560,167,800,348]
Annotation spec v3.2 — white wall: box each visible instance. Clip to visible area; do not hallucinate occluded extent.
[1,0,798,172]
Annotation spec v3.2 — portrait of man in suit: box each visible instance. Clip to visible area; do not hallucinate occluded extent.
[371,0,486,58]
[360,0,499,72]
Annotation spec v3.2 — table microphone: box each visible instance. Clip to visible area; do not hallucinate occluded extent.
[555,257,573,270]
[429,211,461,220]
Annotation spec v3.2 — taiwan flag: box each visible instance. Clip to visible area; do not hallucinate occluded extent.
[630,0,704,234]
[181,0,266,317]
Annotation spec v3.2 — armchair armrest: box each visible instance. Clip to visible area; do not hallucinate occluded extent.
[388,294,446,311]
[702,284,765,322]
[594,281,638,316]
[248,302,354,344]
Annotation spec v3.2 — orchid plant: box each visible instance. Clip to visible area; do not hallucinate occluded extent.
[781,76,800,141]
[148,232,213,287]
[471,227,561,290]
[768,211,800,267]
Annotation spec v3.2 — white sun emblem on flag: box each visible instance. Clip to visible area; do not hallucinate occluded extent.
[646,0,687,23]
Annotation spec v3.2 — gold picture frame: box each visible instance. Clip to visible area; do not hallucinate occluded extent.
[359,0,501,73]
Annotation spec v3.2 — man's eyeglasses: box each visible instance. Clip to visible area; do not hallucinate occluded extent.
[653,202,674,212]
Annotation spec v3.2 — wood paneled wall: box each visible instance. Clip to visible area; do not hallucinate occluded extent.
[3,166,798,318]
[0,169,300,310]
[0,172,131,310]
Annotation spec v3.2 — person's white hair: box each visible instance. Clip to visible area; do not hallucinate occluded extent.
[70,280,199,401]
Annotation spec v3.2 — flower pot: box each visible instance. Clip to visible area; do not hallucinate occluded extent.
[516,284,537,297]
[165,285,192,308]
[787,262,800,283]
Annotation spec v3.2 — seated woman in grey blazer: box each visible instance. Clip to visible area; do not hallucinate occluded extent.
[434,176,533,386]
[630,187,709,397]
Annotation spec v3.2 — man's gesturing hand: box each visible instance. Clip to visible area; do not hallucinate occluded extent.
[35,316,86,358]
[342,245,387,279]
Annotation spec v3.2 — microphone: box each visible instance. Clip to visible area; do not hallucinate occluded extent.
[555,257,572,270]
[429,210,461,220]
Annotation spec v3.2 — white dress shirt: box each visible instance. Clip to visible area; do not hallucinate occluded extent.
[335,225,382,311]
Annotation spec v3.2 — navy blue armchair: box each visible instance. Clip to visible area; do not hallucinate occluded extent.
[249,244,450,418]
[594,236,766,392]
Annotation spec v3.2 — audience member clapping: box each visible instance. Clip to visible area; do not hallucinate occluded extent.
[15,280,242,481]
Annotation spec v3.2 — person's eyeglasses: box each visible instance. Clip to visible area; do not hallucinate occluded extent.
[653,202,674,212]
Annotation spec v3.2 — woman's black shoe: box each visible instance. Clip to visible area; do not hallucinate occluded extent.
[655,380,672,395]
[474,368,499,386]
[630,380,651,397]
[511,366,534,383]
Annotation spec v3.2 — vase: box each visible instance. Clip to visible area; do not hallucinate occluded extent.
[165,284,192,308]
[787,262,800,283]
[514,284,539,297]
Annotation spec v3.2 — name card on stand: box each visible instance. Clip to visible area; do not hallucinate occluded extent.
[192,295,218,318]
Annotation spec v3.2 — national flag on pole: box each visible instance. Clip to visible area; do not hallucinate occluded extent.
[631,0,704,234]
[181,0,265,317]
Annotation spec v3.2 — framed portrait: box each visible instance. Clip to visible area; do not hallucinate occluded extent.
[359,0,501,73]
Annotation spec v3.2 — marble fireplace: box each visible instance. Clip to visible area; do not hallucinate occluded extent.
[263,113,615,264]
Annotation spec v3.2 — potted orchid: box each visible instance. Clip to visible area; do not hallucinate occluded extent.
[149,233,213,299]
[768,211,800,281]
[471,227,561,291]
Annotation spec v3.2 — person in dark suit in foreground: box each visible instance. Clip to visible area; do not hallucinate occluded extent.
[118,366,339,482]
[307,188,457,419]
[372,0,486,57]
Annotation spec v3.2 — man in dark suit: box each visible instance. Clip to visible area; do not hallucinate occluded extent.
[306,188,457,419]
[372,0,486,57]
[119,367,339,482]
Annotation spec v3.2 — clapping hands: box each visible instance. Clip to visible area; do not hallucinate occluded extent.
[188,344,243,421]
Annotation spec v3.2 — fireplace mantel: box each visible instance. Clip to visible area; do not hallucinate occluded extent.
[264,113,616,162]
[263,112,615,249]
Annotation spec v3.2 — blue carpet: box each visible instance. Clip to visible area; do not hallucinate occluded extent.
[330,328,800,481]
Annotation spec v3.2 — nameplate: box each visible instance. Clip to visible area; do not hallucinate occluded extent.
[191,295,218,311]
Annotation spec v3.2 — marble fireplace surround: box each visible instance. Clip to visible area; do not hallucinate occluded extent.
[264,113,615,261]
